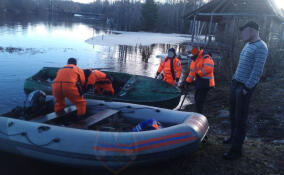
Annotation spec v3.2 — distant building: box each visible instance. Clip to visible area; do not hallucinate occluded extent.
[282,23,284,41]
[184,0,284,52]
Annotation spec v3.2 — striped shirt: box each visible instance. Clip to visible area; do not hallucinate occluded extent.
[233,40,268,89]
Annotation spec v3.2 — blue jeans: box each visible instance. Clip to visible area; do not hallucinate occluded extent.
[229,80,255,152]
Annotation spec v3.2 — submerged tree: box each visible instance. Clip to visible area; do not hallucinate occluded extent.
[141,0,158,31]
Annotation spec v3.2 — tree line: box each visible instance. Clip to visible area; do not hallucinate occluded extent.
[0,0,78,15]
[0,0,208,33]
[82,0,208,33]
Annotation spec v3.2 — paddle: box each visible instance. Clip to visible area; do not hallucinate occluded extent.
[179,93,188,110]
[178,86,192,110]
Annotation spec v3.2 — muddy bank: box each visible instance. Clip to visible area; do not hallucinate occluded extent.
[161,63,284,175]
[1,134,283,175]
[182,77,284,142]
[121,135,284,175]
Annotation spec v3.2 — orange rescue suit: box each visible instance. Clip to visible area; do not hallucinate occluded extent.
[157,57,181,85]
[87,70,114,96]
[52,64,86,116]
[186,50,215,88]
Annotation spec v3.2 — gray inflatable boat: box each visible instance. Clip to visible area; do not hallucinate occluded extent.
[0,96,209,172]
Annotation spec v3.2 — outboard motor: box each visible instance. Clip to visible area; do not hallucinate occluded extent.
[23,90,53,119]
[5,90,53,119]
[24,90,46,109]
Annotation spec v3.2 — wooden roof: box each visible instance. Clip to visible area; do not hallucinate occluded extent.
[184,0,284,22]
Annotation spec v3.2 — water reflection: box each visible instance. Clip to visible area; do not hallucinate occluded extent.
[0,15,189,114]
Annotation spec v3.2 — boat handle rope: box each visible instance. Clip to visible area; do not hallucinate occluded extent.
[38,125,50,133]
[0,123,60,147]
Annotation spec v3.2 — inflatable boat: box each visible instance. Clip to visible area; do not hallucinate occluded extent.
[0,95,209,172]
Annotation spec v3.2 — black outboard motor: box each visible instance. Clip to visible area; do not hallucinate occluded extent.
[24,90,47,109]
[5,90,54,119]
[23,90,54,119]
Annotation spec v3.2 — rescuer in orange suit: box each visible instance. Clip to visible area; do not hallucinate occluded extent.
[86,70,115,96]
[52,58,86,118]
[182,46,215,113]
[155,48,181,86]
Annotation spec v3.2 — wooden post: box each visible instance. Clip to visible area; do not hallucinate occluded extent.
[231,16,236,67]
[208,15,213,43]
[192,15,196,43]
[205,24,208,43]
[266,16,272,47]
[282,23,284,41]
[189,21,192,38]
[263,16,268,43]
[49,0,53,14]
[231,17,236,47]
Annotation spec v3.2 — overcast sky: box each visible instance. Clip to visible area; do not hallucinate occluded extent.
[274,0,284,9]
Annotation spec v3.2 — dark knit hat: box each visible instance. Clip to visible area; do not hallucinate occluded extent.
[67,58,77,65]
[239,21,259,31]
[168,48,176,56]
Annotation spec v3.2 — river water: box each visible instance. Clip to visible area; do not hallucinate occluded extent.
[0,15,191,174]
[0,15,190,114]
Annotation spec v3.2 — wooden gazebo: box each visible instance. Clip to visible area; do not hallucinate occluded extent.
[184,0,284,52]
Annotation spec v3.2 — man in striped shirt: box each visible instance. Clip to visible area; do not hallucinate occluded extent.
[223,21,268,160]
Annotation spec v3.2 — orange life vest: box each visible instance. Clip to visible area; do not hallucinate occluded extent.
[87,70,114,96]
[52,64,86,116]
[157,56,181,85]
[186,50,215,88]
[53,64,85,85]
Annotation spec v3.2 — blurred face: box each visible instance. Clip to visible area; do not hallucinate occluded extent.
[241,27,252,42]
[186,46,192,54]
[168,51,174,58]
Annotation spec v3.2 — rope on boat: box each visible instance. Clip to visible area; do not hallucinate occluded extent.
[0,103,162,147]
[0,123,60,147]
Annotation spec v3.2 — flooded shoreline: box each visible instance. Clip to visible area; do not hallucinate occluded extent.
[0,15,191,113]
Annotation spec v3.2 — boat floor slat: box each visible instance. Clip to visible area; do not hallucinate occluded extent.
[69,109,119,129]
[30,105,77,123]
